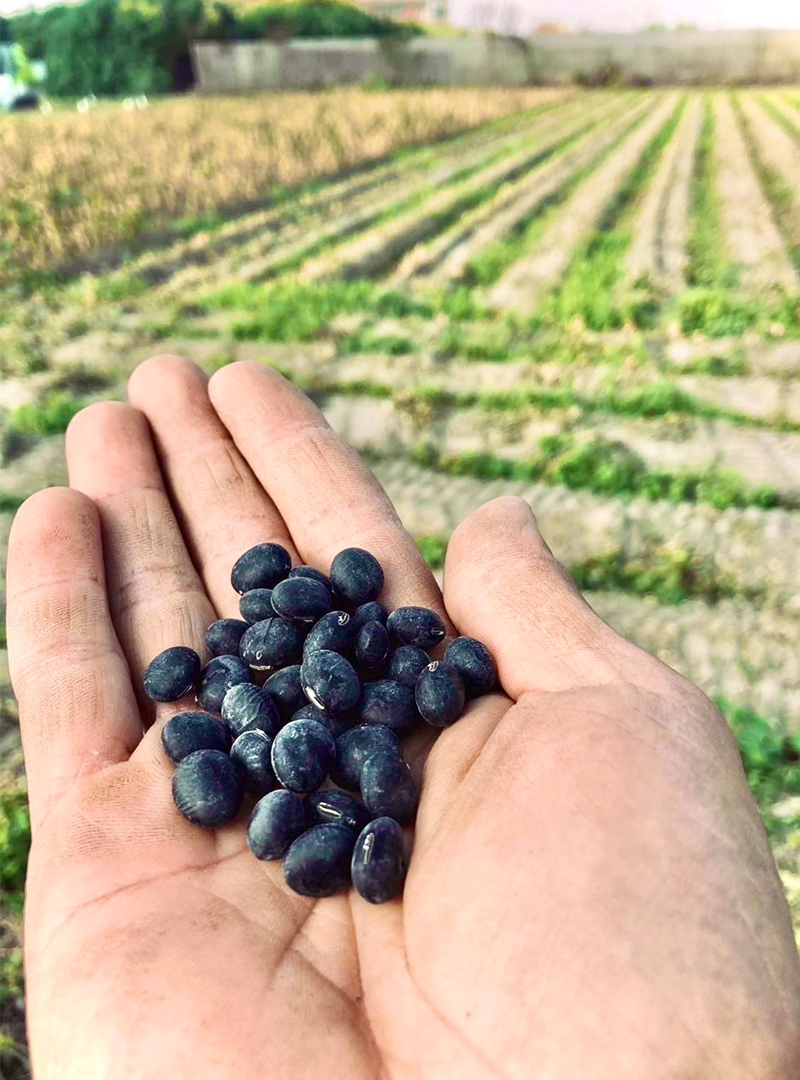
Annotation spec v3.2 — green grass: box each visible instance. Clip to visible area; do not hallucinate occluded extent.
[415,535,448,570]
[302,372,775,430]
[685,96,736,290]
[0,787,29,920]
[719,698,800,845]
[0,493,24,513]
[541,98,685,331]
[409,434,787,512]
[1,391,85,463]
[339,328,416,355]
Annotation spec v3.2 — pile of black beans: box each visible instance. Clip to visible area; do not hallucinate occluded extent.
[143,544,497,904]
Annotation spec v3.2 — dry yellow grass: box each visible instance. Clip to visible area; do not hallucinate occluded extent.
[0,86,567,280]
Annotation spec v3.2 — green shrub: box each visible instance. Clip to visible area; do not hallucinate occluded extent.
[0,787,30,918]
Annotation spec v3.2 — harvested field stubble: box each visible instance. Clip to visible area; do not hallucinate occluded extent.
[0,86,566,283]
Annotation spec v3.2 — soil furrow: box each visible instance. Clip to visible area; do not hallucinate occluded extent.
[626,95,702,291]
[712,94,797,292]
[489,93,679,313]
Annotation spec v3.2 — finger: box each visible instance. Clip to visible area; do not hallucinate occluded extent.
[444,497,660,699]
[127,356,299,617]
[6,488,141,830]
[208,362,447,620]
[65,401,214,716]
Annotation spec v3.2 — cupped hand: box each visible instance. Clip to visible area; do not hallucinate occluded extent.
[7,358,800,1080]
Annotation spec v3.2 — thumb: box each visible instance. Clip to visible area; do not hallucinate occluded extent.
[443,497,654,699]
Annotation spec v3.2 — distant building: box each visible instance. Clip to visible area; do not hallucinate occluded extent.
[357,0,447,26]
[533,22,570,35]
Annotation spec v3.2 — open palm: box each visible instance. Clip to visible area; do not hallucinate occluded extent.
[8,357,800,1080]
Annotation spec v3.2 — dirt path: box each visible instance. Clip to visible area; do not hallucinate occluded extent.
[626,94,702,291]
[489,93,679,314]
[712,94,797,293]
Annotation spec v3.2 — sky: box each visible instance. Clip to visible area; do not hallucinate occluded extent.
[450,0,800,33]
[2,0,800,26]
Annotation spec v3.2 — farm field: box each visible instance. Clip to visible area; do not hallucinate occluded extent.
[3,85,800,1073]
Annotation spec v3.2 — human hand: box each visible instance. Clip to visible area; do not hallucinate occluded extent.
[8,357,800,1080]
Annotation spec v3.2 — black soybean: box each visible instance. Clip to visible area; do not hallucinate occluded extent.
[271,577,332,623]
[172,749,244,828]
[301,650,360,713]
[355,621,390,670]
[239,589,275,624]
[289,565,332,591]
[330,548,384,605]
[231,543,292,594]
[196,655,252,714]
[240,618,305,672]
[352,601,388,630]
[387,645,430,689]
[282,824,355,898]
[246,789,306,860]
[143,646,201,703]
[230,730,277,795]
[334,724,402,791]
[444,636,497,697]
[387,607,446,649]
[306,790,372,834]
[205,619,250,658]
[359,680,416,732]
[303,611,355,657]
[264,664,306,721]
[351,818,407,905]
[161,711,231,764]
[271,718,336,793]
[360,754,418,825]
[292,703,352,741]
[221,683,281,739]
[415,661,465,728]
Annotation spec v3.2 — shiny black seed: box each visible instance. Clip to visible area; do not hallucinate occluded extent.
[172,749,244,828]
[334,724,402,791]
[231,543,292,594]
[355,621,390,670]
[303,611,355,657]
[359,680,416,732]
[196,655,252,714]
[239,588,275,624]
[230,730,276,795]
[289,565,332,591]
[352,601,388,630]
[143,646,201,703]
[387,645,430,689]
[270,718,336,793]
[205,618,250,658]
[282,823,355,898]
[415,661,465,728]
[221,682,281,739]
[387,607,446,649]
[444,636,497,697]
[301,650,360,713]
[161,711,231,764]
[239,618,305,672]
[351,817,408,905]
[360,754,418,825]
[271,577,332,623]
[292,703,352,741]
[306,789,372,834]
[264,664,306,721]
[246,789,306,860]
[329,548,384,605]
